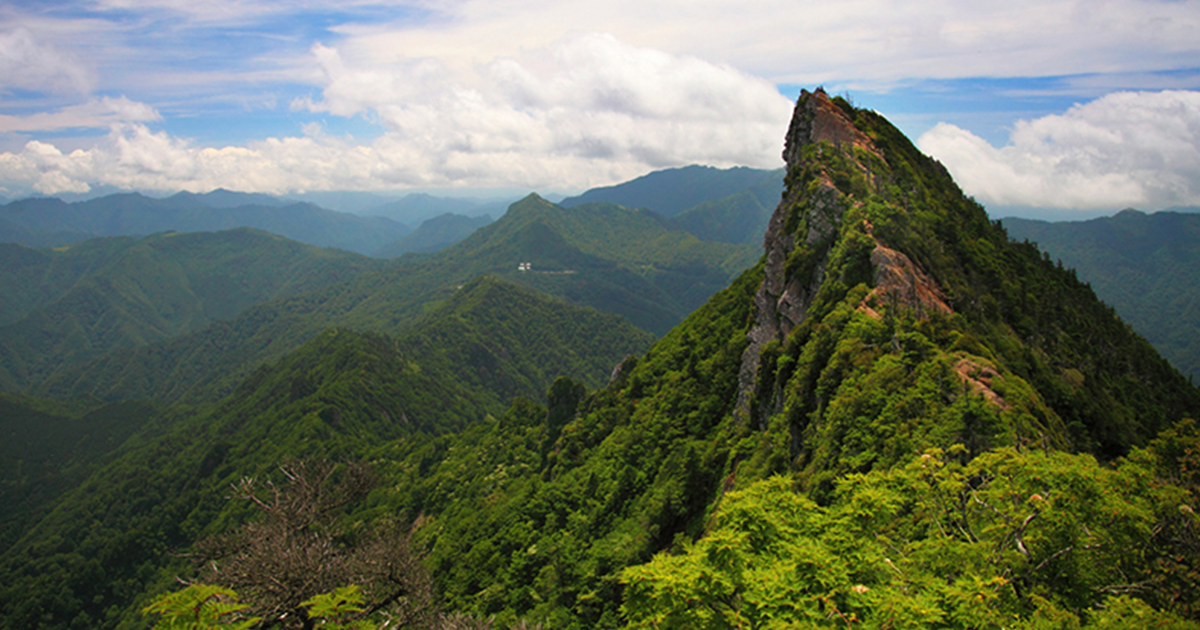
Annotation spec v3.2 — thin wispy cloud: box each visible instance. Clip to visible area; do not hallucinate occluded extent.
[0,27,94,95]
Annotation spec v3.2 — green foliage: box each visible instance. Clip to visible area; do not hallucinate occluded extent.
[143,584,258,630]
[301,586,374,630]
[0,277,651,630]
[0,395,158,551]
[142,584,381,630]
[621,447,1200,629]
[353,267,764,629]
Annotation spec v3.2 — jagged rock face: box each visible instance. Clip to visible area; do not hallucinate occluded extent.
[736,88,947,425]
[782,89,881,165]
[859,244,952,319]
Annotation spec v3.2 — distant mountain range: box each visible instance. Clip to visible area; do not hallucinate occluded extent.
[0,166,788,260]
[0,191,409,255]
[2,194,754,405]
[374,213,494,257]
[0,229,390,392]
[561,164,785,246]
[1004,209,1200,381]
[560,164,781,217]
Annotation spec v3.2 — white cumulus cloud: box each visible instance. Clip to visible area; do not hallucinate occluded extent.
[918,90,1200,212]
[0,33,793,195]
[300,33,792,178]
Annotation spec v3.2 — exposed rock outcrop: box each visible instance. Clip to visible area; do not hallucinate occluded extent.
[858,244,952,320]
[735,88,950,425]
[953,358,1011,410]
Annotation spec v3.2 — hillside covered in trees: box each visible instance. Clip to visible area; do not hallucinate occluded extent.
[1,90,1198,630]
[1004,210,1200,382]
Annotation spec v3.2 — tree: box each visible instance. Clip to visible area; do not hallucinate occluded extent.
[195,460,435,630]
[621,447,1200,629]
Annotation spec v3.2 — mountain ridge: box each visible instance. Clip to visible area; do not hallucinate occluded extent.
[0,194,410,255]
[31,195,754,404]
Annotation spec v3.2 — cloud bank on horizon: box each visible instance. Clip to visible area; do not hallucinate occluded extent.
[1,0,1198,216]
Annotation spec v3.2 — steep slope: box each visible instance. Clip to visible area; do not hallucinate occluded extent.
[37,197,754,403]
[0,230,389,392]
[359,88,1200,628]
[1004,209,1200,381]
[0,276,653,630]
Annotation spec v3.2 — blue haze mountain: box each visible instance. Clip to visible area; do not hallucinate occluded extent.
[374,213,494,257]
[559,164,781,217]
[0,193,409,254]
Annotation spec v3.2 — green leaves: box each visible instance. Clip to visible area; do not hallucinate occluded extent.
[143,584,258,630]
[301,586,375,630]
[143,584,379,630]
[622,448,1200,629]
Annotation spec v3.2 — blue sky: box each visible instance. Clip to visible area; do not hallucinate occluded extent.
[1,0,1199,217]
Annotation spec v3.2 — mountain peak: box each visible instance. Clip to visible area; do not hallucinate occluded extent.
[502,192,559,217]
[783,88,880,164]
[731,86,1198,457]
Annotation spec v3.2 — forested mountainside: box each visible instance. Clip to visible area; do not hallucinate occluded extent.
[0,229,390,393]
[0,193,409,254]
[1004,210,1200,381]
[0,276,653,630]
[355,88,1199,628]
[33,197,754,404]
[0,396,160,553]
[2,89,1199,630]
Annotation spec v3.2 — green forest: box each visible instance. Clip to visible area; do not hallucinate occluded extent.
[1,89,1198,630]
[1004,210,1200,382]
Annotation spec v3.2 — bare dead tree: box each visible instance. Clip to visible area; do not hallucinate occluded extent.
[196,460,436,630]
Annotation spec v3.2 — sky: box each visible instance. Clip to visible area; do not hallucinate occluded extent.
[0,1,1198,218]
